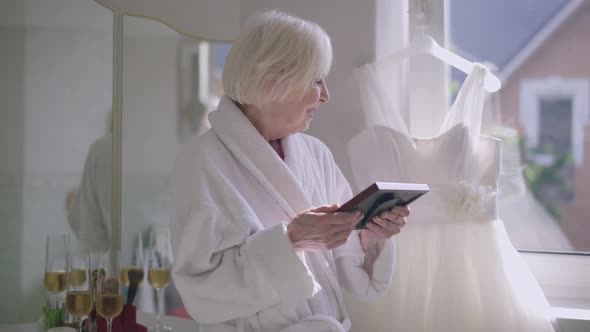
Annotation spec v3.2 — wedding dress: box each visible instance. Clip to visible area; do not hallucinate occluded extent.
[345,61,557,331]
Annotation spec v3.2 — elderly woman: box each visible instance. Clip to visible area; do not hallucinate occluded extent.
[170,10,409,332]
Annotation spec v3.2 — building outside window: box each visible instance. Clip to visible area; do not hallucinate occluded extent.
[450,0,590,253]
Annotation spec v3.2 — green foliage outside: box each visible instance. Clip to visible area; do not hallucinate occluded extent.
[519,138,574,221]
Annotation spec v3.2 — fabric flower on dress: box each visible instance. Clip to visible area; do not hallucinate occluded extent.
[446,181,497,221]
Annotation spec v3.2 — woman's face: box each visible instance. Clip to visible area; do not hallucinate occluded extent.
[264,79,330,138]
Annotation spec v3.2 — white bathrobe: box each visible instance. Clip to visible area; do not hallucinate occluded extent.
[171,97,395,332]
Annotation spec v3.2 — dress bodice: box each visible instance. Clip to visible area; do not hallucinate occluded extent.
[348,122,502,224]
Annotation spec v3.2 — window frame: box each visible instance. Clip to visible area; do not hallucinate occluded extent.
[522,251,590,309]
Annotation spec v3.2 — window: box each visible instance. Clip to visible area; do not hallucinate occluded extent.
[444,0,590,312]
[537,97,574,203]
[539,98,572,155]
[450,0,590,254]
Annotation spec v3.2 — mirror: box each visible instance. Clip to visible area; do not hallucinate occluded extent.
[119,15,230,317]
[0,0,113,323]
[0,0,231,323]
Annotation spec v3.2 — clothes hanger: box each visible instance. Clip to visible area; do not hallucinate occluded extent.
[407,34,501,92]
[376,0,502,93]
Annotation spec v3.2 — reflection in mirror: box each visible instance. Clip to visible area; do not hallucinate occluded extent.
[0,0,112,324]
[119,15,230,318]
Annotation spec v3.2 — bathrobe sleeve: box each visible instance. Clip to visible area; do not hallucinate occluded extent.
[315,141,396,301]
[170,143,319,324]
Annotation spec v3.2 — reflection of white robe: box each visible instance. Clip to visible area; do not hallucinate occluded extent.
[68,135,112,252]
[171,97,395,332]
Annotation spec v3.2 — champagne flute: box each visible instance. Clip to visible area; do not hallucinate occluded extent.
[65,235,93,332]
[148,227,174,332]
[96,250,123,332]
[122,231,145,305]
[88,251,103,332]
[44,234,68,295]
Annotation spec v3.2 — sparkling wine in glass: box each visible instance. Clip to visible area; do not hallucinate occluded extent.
[65,235,93,332]
[121,266,144,287]
[86,251,103,332]
[44,234,68,295]
[148,227,174,332]
[96,250,123,332]
[122,231,145,305]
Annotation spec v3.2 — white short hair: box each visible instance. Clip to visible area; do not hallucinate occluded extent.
[222,10,332,107]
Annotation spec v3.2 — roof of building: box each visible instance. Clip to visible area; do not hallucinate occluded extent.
[450,0,570,72]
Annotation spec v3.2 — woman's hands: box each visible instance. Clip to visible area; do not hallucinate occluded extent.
[287,205,363,253]
[287,204,410,253]
[360,206,410,250]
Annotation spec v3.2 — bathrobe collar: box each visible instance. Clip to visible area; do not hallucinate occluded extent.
[209,96,313,218]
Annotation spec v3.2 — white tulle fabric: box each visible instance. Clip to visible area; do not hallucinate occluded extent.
[345,61,557,331]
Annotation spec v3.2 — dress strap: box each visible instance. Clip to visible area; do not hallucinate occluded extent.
[439,63,488,183]
[438,63,488,151]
